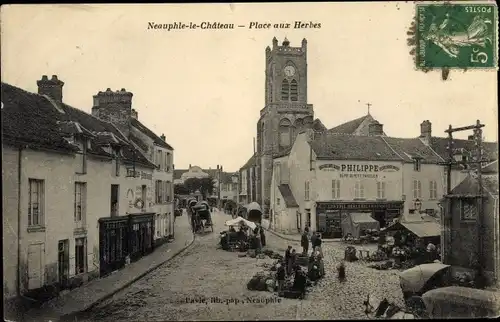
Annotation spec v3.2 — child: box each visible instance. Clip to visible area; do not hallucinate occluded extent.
[276,264,286,294]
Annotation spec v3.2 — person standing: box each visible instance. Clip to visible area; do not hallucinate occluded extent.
[313,232,323,257]
[301,227,310,256]
[285,246,292,276]
[276,264,286,294]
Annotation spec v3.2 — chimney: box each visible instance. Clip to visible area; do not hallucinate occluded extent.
[160,133,166,141]
[131,108,138,120]
[420,120,432,145]
[368,121,384,136]
[37,75,64,102]
[189,164,191,169]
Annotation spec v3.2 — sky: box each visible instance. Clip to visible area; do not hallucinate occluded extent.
[1,2,498,172]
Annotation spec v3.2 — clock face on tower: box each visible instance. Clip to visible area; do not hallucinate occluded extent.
[284,65,296,77]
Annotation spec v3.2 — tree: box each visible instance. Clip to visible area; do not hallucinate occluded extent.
[200,177,216,199]
[174,183,190,195]
[183,177,201,194]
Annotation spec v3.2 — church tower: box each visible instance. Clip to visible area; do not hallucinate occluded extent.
[256,37,314,209]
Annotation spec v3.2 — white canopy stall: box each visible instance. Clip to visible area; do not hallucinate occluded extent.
[225,216,257,230]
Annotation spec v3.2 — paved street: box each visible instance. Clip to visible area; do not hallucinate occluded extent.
[72,210,404,321]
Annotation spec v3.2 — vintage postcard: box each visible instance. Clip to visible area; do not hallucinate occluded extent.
[1,2,499,321]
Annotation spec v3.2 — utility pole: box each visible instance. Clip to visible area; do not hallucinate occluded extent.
[217,164,222,210]
[441,120,489,288]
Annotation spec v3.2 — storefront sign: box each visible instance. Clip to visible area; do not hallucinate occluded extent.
[126,168,153,180]
[318,163,400,172]
[316,201,404,211]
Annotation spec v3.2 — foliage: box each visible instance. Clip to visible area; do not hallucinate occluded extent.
[182,176,216,198]
[174,184,190,195]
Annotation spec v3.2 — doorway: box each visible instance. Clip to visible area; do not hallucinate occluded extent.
[141,185,147,211]
[111,184,119,216]
[58,240,69,289]
[373,210,387,228]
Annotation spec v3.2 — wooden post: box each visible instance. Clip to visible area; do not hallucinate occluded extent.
[474,121,485,287]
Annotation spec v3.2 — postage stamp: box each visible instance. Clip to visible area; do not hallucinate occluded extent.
[416,2,498,69]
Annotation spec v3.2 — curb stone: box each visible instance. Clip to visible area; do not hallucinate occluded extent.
[60,233,196,320]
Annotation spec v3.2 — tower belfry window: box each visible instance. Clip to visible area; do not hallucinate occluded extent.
[290,79,298,101]
[281,79,290,101]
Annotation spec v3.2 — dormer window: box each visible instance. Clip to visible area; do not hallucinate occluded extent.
[413,157,422,172]
[76,137,87,175]
[112,146,120,176]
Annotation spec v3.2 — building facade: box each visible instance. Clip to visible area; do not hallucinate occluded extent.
[2,79,156,301]
[269,120,497,238]
[442,162,499,288]
[91,88,175,245]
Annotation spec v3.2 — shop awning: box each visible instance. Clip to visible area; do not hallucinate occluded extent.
[386,221,441,238]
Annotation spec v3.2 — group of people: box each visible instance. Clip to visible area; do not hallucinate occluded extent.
[276,250,308,299]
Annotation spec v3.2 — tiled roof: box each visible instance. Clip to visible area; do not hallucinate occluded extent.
[327,114,376,134]
[449,174,499,197]
[482,160,498,174]
[241,153,258,170]
[129,133,150,152]
[312,118,327,132]
[310,132,403,161]
[1,82,154,168]
[429,137,498,162]
[278,184,299,208]
[1,83,78,152]
[130,118,173,150]
[58,102,154,167]
[382,137,443,163]
[94,132,128,146]
[173,169,184,180]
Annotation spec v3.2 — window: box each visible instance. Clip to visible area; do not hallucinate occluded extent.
[377,181,386,199]
[155,180,163,203]
[74,182,86,224]
[281,79,290,101]
[461,199,477,221]
[28,179,44,226]
[354,181,365,199]
[157,150,163,169]
[304,181,310,201]
[412,180,422,199]
[290,79,298,101]
[166,152,171,172]
[156,214,161,237]
[75,237,87,275]
[279,119,292,148]
[165,181,172,202]
[413,158,421,172]
[332,180,340,199]
[275,163,281,184]
[113,148,120,176]
[429,180,438,200]
[277,198,280,205]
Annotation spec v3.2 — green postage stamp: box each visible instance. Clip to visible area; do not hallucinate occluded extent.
[416,2,498,69]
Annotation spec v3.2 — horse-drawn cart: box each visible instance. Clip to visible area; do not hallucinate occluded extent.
[191,201,214,233]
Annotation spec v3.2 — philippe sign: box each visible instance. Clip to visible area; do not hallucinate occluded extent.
[318,164,400,172]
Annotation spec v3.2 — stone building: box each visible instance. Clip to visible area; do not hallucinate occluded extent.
[240,37,327,211]
[2,78,156,305]
[442,160,499,288]
[91,88,175,245]
[269,119,498,237]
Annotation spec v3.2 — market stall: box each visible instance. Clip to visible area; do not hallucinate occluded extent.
[341,212,380,240]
